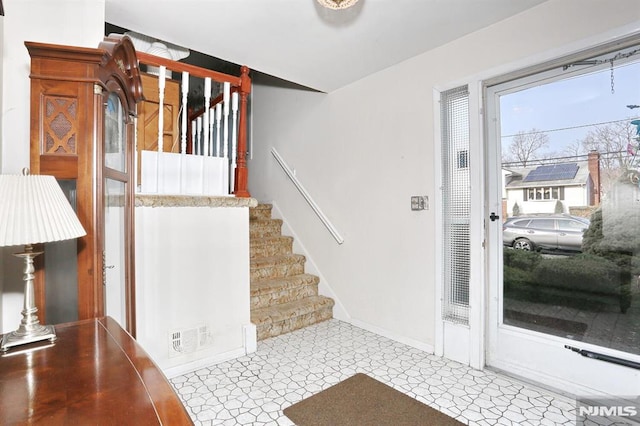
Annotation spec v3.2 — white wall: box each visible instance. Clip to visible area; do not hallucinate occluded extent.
[135,205,252,376]
[0,9,3,171]
[564,185,588,208]
[0,0,105,333]
[248,0,640,349]
[0,9,4,332]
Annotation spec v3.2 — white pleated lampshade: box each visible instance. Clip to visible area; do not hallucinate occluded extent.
[0,172,86,247]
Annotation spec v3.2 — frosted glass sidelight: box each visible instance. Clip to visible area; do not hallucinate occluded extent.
[440,85,471,325]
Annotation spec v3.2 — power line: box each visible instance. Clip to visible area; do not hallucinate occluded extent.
[502,150,628,167]
[502,116,640,138]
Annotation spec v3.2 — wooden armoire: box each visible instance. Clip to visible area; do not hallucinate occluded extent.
[26,35,144,335]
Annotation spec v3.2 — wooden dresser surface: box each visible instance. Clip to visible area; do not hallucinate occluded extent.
[0,317,193,425]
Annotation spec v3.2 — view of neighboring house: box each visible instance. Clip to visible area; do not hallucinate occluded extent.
[502,151,601,218]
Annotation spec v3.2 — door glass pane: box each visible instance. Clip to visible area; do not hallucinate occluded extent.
[44,179,78,323]
[104,178,126,328]
[105,92,126,172]
[501,49,640,356]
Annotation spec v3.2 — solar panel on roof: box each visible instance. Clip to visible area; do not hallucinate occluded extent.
[523,163,579,182]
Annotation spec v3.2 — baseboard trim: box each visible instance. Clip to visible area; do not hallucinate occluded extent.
[163,347,247,379]
[244,323,257,354]
[349,318,434,354]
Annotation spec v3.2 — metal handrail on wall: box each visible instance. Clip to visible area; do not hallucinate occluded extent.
[271,148,344,245]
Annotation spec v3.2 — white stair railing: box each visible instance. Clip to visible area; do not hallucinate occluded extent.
[141,74,241,196]
[136,52,250,197]
[271,148,344,245]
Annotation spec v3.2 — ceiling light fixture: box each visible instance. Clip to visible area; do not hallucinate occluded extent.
[317,0,359,10]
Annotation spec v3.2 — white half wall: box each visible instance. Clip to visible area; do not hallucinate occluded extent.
[0,0,105,334]
[248,0,640,356]
[135,204,252,375]
[0,9,4,333]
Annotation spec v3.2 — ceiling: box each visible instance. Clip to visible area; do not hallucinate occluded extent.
[105,0,547,93]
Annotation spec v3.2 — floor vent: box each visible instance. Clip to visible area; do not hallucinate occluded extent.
[169,325,211,357]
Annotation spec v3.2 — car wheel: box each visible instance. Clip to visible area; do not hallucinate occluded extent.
[513,238,534,251]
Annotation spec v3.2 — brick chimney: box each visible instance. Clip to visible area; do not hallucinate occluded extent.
[588,150,601,205]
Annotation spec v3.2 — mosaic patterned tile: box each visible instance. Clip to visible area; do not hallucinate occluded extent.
[171,319,582,426]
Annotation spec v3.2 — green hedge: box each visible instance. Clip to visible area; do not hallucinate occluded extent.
[503,248,542,271]
[503,251,631,313]
[503,249,540,292]
[533,254,621,295]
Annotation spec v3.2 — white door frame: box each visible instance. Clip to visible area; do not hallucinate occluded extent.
[483,52,640,398]
[433,81,486,370]
[435,25,640,387]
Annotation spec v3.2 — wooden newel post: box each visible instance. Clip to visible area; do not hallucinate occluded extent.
[234,65,251,197]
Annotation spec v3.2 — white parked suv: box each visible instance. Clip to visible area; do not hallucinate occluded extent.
[502,214,590,252]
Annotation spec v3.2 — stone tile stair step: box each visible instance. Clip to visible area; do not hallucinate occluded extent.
[250,235,293,259]
[251,274,320,309]
[249,218,283,239]
[251,296,335,341]
[249,204,273,221]
[250,254,306,281]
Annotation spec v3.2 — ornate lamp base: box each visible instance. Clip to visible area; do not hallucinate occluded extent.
[1,325,56,352]
[0,246,57,352]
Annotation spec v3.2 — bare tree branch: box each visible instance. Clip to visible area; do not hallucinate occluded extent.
[562,139,587,157]
[581,120,638,196]
[504,129,550,166]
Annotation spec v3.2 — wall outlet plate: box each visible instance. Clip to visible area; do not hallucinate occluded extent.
[411,195,428,211]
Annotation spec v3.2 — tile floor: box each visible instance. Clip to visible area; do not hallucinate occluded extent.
[170,319,579,426]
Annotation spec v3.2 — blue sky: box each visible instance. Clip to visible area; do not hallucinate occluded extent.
[500,59,640,156]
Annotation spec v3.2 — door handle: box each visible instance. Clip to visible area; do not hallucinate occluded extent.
[489,212,500,222]
[102,251,115,286]
[102,264,114,286]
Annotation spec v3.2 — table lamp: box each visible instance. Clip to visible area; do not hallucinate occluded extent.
[0,169,86,352]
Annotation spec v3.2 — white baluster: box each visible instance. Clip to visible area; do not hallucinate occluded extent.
[215,103,222,157]
[203,77,211,157]
[223,82,230,159]
[231,92,238,193]
[181,71,189,154]
[209,108,216,157]
[191,121,197,156]
[196,116,203,156]
[157,66,166,153]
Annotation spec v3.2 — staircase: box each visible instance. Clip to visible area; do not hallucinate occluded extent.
[249,204,334,340]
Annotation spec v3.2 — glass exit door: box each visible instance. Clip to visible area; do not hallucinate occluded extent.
[486,40,640,398]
